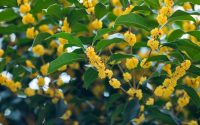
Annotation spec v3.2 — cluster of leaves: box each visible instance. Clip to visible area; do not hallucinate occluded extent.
[0,0,200,125]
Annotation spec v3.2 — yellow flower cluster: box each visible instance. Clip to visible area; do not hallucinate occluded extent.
[147,39,159,51]
[109,78,121,88]
[177,90,190,108]
[187,120,198,125]
[125,57,139,70]
[183,22,196,32]
[140,58,152,69]
[83,0,98,14]
[86,47,110,79]
[0,74,21,93]
[45,88,64,103]
[154,60,191,99]
[151,28,164,39]
[184,76,200,89]
[25,60,35,68]
[38,77,45,87]
[22,13,35,24]
[163,64,172,76]
[0,49,4,57]
[112,0,134,16]
[32,44,45,56]
[40,63,49,76]
[139,76,146,85]
[132,113,145,125]
[123,72,132,82]
[26,27,38,39]
[183,2,192,11]
[124,31,137,47]
[24,87,35,96]
[127,88,143,100]
[146,98,154,105]
[91,19,103,30]
[61,18,71,33]
[39,24,54,35]
[61,110,72,120]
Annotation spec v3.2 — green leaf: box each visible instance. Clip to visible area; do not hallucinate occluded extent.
[0,58,6,72]
[49,32,84,48]
[0,0,17,7]
[96,38,124,51]
[144,0,160,9]
[168,29,185,42]
[147,106,181,125]
[174,39,200,61]
[176,0,200,5]
[147,55,169,62]
[120,0,129,9]
[168,10,196,24]
[111,104,125,125]
[187,31,200,41]
[0,24,27,34]
[48,53,85,74]
[32,32,51,46]
[176,85,200,108]
[83,67,98,89]
[188,65,200,76]
[46,3,62,19]
[68,9,87,25]
[93,28,113,41]
[123,99,140,123]
[108,53,133,63]
[95,3,108,19]
[168,30,200,42]
[115,13,158,31]
[0,8,18,22]
[132,5,151,15]
[32,0,56,14]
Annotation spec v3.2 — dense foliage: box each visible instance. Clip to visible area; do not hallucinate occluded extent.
[0,0,200,124]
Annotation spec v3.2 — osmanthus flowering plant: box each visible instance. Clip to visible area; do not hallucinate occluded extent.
[0,0,200,124]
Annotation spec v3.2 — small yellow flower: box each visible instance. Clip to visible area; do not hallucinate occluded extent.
[61,110,72,120]
[32,44,45,56]
[125,57,139,70]
[135,89,143,100]
[19,3,30,13]
[157,14,167,25]
[122,5,134,15]
[147,39,159,51]
[56,78,64,87]
[40,63,49,76]
[124,31,137,47]
[105,69,113,79]
[146,98,154,105]
[0,49,4,57]
[123,72,132,82]
[24,87,35,96]
[165,101,172,110]
[139,76,146,85]
[26,27,38,39]
[183,22,196,32]
[132,113,145,125]
[61,18,71,33]
[151,28,164,39]
[188,120,198,125]
[164,0,174,7]
[127,88,135,96]
[159,6,173,16]
[140,58,152,69]
[86,7,95,14]
[25,60,35,68]
[113,7,123,16]
[22,13,35,24]
[111,0,121,6]
[38,77,45,87]
[91,19,103,30]
[109,78,121,89]
[183,2,192,11]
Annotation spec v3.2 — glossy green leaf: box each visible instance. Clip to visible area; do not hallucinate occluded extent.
[188,31,200,41]
[174,39,200,61]
[31,0,56,14]
[93,28,114,41]
[96,38,124,51]
[144,0,160,9]
[95,3,108,19]
[0,24,27,34]
[108,53,133,63]
[32,32,51,46]
[177,85,200,108]
[168,29,185,42]
[168,10,196,24]
[0,0,17,7]
[46,3,62,19]
[83,67,98,89]
[115,13,158,31]
[188,65,200,76]
[176,0,200,4]
[147,106,181,125]
[132,5,151,15]
[49,32,84,48]
[48,53,85,74]
[120,0,129,9]
[0,58,6,72]
[0,8,18,22]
